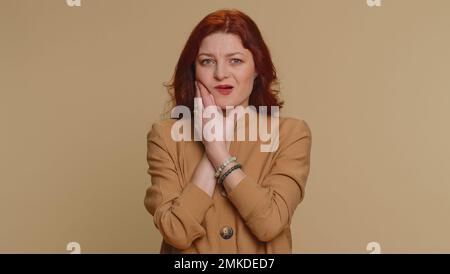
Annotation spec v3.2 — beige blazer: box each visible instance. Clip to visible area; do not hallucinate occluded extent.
[145,114,312,253]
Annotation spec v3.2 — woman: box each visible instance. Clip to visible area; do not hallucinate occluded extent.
[145,9,312,253]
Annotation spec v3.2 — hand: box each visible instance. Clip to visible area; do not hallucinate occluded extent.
[193,80,247,194]
[194,80,233,152]
[190,152,217,197]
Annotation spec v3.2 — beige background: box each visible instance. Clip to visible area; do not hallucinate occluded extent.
[1,0,450,253]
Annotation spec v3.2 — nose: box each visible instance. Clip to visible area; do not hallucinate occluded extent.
[214,61,230,80]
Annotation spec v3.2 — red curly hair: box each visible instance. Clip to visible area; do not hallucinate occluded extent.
[164,9,284,118]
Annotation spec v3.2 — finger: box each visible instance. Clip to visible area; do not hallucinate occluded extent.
[210,94,225,118]
[225,108,236,138]
[209,93,216,106]
[195,81,200,98]
[198,81,213,107]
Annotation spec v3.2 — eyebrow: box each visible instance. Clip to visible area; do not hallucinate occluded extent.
[197,52,244,57]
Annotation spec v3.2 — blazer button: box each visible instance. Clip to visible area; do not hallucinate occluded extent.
[220,226,234,239]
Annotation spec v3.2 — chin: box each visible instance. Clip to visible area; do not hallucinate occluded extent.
[214,99,234,109]
[218,103,237,110]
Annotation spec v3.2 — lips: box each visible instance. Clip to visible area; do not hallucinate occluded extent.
[215,84,234,95]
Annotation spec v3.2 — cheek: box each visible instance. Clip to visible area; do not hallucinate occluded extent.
[237,63,255,80]
[196,67,214,83]
[237,69,256,89]
[195,66,206,79]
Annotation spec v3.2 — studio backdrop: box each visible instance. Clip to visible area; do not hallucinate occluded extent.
[1,0,450,253]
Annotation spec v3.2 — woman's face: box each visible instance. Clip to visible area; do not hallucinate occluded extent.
[195,32,257,111]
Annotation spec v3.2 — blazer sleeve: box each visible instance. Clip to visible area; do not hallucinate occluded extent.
[144,121,214,250]
[226,119,312,242]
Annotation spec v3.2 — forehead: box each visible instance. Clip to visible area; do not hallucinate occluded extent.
[198,32,250,56]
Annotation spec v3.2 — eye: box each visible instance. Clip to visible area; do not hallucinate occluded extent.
[200,59,214,65]
[230,58,243,64]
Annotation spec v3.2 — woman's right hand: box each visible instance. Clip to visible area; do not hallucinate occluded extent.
[190,81,222,196]
[194,80,227,150]
[194,80,240,154]
[190,151,217,197]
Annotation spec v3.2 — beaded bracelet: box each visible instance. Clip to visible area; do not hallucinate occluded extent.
[214,156,237,178]
[218,163,242,185]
